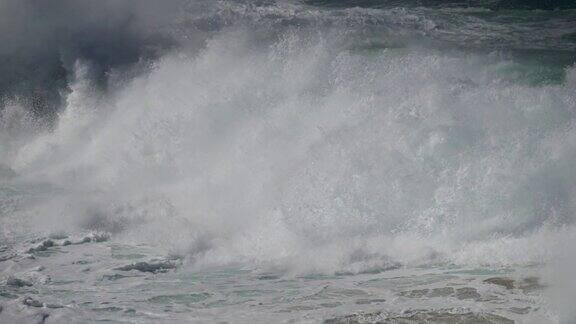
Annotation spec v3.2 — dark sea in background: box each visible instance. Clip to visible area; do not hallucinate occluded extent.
[1,0,576,322]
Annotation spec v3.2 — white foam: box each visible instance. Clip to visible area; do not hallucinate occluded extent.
[2,7,576,278]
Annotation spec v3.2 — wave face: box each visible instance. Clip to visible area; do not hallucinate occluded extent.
[1,0,576,277]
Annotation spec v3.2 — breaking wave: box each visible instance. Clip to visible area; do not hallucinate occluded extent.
[1,0,576,276]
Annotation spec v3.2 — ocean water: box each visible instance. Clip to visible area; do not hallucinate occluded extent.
[1,0,575,323]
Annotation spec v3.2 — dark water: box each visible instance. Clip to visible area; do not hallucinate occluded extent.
[305,0,576,10]
[0,0,574,120]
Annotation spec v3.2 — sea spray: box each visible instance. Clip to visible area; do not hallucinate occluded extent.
[5,28,576,273]
[1,1,575,322]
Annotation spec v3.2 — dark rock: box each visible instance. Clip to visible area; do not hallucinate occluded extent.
[92,306,122,312]
[399,289,429,298]
[320,302,342,308]
[484,277,515,290]
[429,287,454,297]
[355,298,386,305]
[74,233,110,244]
[0,246,15,262]
[36,311,50,324]
[42,240,54,248]
[509,306,531,314]
[92,233,110,242]
[27,247,43,253]
[6,277,33,287]
[27,240,55,253]
[0,291,18,299]
[102,274,131,281]
[23,297,43,307]
[518,277,544,293]
[325,310,514,324]
[0,254,15,262]
[124,308,136,315]
[62,240,72,246]
[455,287,481,300]
[257,274,280,280]
[115,261,176,273]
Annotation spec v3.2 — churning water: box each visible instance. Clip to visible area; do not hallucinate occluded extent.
[1,0,576,322]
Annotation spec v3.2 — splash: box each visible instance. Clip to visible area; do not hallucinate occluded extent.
[1,1,576,277]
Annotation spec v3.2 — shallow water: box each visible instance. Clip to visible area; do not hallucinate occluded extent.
[0,236,548,323]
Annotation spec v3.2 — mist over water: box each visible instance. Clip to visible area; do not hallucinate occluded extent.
[1,0,576,322]
[0,0,181,121]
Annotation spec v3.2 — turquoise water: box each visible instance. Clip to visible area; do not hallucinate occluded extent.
[0,238,547,322]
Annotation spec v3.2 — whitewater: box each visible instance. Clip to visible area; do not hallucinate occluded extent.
[1,0,576,322]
